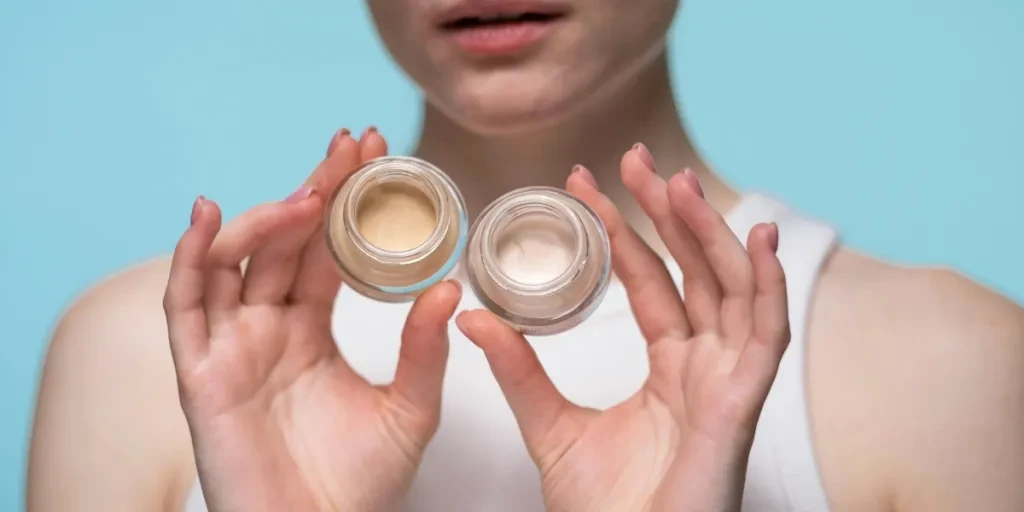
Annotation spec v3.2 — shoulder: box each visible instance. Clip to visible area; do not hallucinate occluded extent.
[56,257,173,328]
[29,257,197,510]
[816,249,1022,337]
[812,249,1024,373]
[43,257,179,388]
[807,249,1024,511]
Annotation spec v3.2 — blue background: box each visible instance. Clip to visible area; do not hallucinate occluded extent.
[1,0,1021,509]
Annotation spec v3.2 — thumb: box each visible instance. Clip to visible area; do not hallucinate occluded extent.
[456,310,573,457]
[389,280,462,421]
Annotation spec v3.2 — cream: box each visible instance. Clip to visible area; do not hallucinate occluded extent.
[494,213,575,285]
[355,182,437,252]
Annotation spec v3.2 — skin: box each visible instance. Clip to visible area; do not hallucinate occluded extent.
[159,135,462,512]
[28,0,1024,511]
[160,127,788,512]
[458,159,791,512]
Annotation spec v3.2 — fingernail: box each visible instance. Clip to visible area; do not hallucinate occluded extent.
[633,143,655,171]
[285,185,314,204]
[572,164,599,189]
[191,195,205,225]
[454,312,468,331]
[683,168,704,198]
[326,128,350,157]
[361,125,378,139]
[448,279,463,295]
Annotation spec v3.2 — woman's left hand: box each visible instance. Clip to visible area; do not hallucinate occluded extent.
[457,145,790,512]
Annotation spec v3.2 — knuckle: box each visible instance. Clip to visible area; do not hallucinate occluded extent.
[161,291,175,313]
[719,391,746,419]
[250,219,274,240]
[720,391,759,431]
[172,235,189,256]
[778,325,793,347]
[600,208,626,239]
[774,265,788,286]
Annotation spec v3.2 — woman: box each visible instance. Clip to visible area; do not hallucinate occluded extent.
[28,0,1024,511]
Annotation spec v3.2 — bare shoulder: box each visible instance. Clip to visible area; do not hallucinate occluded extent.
[814,249,1023,339]
[28,257,197,511]
[807,249,1024,512]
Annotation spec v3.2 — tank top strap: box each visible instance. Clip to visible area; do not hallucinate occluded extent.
[728,193,837,511]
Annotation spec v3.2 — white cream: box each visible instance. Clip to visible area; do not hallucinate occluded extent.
[494,213,575,285]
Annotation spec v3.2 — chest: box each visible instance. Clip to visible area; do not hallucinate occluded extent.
[333,280,650,411]
[332,281,651,510]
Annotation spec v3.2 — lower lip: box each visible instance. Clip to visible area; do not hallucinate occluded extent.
[444,20,561,56]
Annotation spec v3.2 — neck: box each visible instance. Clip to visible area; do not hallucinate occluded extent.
[413,51,738,223]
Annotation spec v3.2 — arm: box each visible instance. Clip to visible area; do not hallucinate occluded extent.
[887,272,1024,512]
[27,259,197,512]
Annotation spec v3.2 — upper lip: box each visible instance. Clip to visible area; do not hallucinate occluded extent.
[435,1,571,28]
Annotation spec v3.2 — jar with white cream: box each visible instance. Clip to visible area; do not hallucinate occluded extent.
[463,186,611,335]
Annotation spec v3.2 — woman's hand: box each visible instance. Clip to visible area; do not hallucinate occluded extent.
[163,129,462,512]
[457,145,789,512]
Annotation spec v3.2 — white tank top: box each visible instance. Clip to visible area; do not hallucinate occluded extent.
[185,192,836,512]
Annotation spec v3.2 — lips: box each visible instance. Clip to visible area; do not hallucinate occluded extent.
[436,2,570,56]
[438,11,566,31]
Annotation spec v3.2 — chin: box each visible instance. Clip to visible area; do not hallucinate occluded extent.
[427,65,603,135]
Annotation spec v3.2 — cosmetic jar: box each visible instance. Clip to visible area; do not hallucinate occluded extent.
[464,186,612,336]
[325,156,469,302]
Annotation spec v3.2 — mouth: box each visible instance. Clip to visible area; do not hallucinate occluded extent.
[436,2,570,56]
[438,11,567,32]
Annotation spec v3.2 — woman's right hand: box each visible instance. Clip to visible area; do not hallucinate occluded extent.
[163,129,462,512]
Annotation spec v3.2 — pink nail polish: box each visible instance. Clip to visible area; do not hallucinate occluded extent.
[683,168,704,198]
[768,222,780,252]
[572,164,599,189]
[326,128,350,157]
[191,196,205,225]
[633,143,655,171]
[285,186,314,204]
[361,125,378,139]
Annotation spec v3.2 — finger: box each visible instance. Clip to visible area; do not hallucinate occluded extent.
[359,126,388,161]
[732,223,790,397]
[325,128,350,159]
[456,310,575,459]
[306,129,361,192]
[164,197,220,368]
[389,281,462,419]
[667,171,755,343]
[204,199,318,313]
[620,144,721,333]
[566,165,690,342]
[240,188,323,304]
[289,133,364,307]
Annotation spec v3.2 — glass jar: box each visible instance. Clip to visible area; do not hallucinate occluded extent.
[324,156,469,302]
[463,186,611,336]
